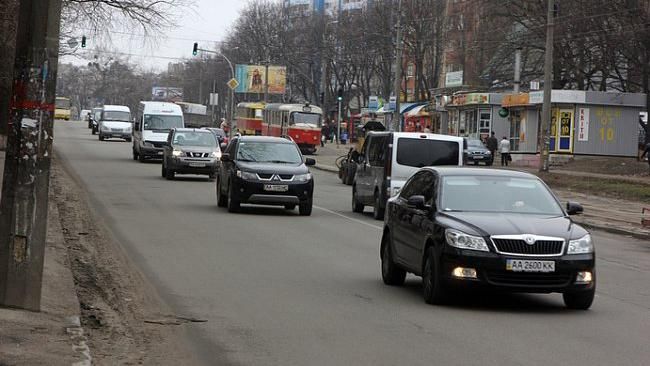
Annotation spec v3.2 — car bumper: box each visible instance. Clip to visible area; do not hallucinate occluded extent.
[167,157,218,175]
[141,145,165,158]
[440,248,595,293]
[101,132,131,139]
[232,177,313,205]
[466,155,493,163]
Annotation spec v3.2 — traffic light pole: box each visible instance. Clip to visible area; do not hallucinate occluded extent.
[0,0,63,311]
[392,0,403,132]
[197,47,236,139]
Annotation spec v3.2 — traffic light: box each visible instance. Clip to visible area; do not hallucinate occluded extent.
[81,35,86,48]
[336,87,343,102]
[192,42,198,56]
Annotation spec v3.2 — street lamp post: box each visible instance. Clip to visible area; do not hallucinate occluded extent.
[198,47,236,139]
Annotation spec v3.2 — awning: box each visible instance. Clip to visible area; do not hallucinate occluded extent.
[405,104,429,117]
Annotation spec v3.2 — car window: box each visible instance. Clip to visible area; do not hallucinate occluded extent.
[440,176,564,215]
[368,135,388,167]
[236,141,302,164]
[173,132,217,147]
[399,171,434,200]
[396,138,460,167]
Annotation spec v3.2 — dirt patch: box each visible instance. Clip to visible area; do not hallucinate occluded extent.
[540,173,650,203]
[555,156,650,177]
[49,159,202,365]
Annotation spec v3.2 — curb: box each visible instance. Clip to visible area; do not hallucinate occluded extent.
[574,220,650,241]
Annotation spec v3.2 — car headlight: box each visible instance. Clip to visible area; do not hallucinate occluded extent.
[485,151,492,155]
[567,234,593,254]
[237,170,257,180]
[210,151,222,159]
[445,229,489,252]
[294,173,312,182]
[101,125,110,131]
[172,149,182,157]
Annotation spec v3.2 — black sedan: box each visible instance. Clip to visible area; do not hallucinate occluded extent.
[464,139,493,165]
[381,167,595,309]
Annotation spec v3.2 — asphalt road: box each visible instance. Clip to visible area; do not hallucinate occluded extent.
[54,120,650,366]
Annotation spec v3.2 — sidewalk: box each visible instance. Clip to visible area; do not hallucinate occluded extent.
[311,146,650,239]
[0,151,91,365]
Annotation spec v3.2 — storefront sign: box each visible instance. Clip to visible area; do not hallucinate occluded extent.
[529,91,544,104]
[502,93,530,107]
[368,96,379,109]
[466,93,489,105]
[578,108,589,141]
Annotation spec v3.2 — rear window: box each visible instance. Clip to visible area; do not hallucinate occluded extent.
[396,138,460,168]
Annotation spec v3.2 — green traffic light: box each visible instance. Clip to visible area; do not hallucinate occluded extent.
[81,35,86,48]
[192,42,198,56]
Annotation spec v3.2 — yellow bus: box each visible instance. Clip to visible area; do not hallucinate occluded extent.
[55,97,71,120]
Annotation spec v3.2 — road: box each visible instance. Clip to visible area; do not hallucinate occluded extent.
[54,120,650,366]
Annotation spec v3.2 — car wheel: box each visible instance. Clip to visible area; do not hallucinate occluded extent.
[352,186,364,213]
[381,233,406,286]
[161,160,167,178]
[125,137,132,142]
[284,204,296,210]
[165,164,175,180]
[422,247,447,305]
[486,161,493,166]
[227,182,240,213]
[373,192,385,220]
[216,179,228,207]
[299,198,312,216]
[563,288,595,310]
[133,148,138,161]
[138,152,146,163]
[346,165,356,186]
[99,134,104,141]
[92,126,96,135]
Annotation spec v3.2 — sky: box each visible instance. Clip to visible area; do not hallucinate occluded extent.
[61,0,248,72]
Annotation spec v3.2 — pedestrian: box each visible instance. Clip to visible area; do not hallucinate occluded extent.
[320,124,328,147]
[639,116,650,160]
[641,142,650,169]
[329,121,335,143]
[499,136,510,166]
[486,131,498,157]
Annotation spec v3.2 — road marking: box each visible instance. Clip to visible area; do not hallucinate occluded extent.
[314,205,383,230]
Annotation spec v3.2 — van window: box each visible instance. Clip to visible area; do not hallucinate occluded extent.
[396,138,459,168]
[144,114,183,131]
[367,135,388,167]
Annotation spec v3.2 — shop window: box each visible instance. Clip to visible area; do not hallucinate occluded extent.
[509,109,522,151]
[479,109,491,139]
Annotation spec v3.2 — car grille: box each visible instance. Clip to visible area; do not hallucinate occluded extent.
[279,174,294,180]
[485,271,573,287]
[185,152,210,158]
[492,238,564,256]
[111,128,123,132]
[256,173,294,181]
[257,173,273,179]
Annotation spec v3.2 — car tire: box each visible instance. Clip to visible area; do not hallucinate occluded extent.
[563,288,595,310]
[161,161,167,178]
[299,199,312,216]
[92,127,96,135]
[132,148,138,161]
[422,247,447,305]
[216,179,228,207]
[352,186,364,213]
[284,204,296,210]
[99,134,104,141]
[381,233,406,286]
[165,164,175,180]
[227,182,240,213]
[138,152,146,163]
[345,164,356,186]
[125,137,132,142]
[486,161,493,166]
[373,192,385,220]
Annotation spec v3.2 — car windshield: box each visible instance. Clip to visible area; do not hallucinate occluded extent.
[144,114,183,132]
[55,98,70,109]
[93,110,102,120]
[441,175,564,215]
[396,138,460,167]
[291,112,321,127]
[103,111,130,122]
[236,142,302,164]
[173,132,216,147]
[467,140,484,148]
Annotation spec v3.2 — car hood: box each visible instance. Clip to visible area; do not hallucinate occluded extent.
[143,130,169,142]
[438,211,587,239]
[179,146,216,153]
[101,121,131,129]
[236,161,308,175]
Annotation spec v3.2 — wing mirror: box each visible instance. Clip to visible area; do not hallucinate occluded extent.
[305,158,316,166]
[220,153,231,162]
[407,195,428,210]
[566,201,583,215]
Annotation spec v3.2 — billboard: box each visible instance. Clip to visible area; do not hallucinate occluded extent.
[445,71,463,87]
[235,65,286,94]
[152,87,183,102]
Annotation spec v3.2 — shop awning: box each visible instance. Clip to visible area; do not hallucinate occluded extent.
[405,104,429,117]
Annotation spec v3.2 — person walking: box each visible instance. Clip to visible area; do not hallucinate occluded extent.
[486,131,498,157]
[499,136,510,166]
[641,142,650,169]
[640,116,650,160]
[320,124,329,147]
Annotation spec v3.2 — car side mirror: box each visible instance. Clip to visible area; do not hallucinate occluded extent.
[305,158,316,166]
[407,195,427,210]
[566,201,583,215]
[220,143,228,151]
[220,153,231,162]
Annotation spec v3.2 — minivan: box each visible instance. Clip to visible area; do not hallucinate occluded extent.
[133,101,184,162]
[98,105,132,142]
[352,132,464,220]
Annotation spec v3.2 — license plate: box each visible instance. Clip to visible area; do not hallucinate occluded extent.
[189,162,206,167]
[264,184,288,192]
[474,156,484,159]
[506,259,555,273]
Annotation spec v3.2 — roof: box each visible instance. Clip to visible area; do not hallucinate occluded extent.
[139,101,182,113]
[427,167,537,179]
[173,128,213,133]
[236,135,294,143]
[237,102,266,109]
[264,103,323,113]
[103,105,130,112]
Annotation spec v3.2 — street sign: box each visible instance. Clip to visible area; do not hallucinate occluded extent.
[209,93,218,106]
[227,78,239,90]
[66,38,78,48]
[368,96,379,109]
[388,96,397,111]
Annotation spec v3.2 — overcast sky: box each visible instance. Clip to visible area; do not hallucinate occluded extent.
[62,0,247,71]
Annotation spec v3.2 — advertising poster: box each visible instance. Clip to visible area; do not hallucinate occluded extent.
[152,87,183,102]
[578,108,590,141]
[235,65,286,94]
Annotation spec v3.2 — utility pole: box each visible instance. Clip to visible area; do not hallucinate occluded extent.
[392,0,403,132]
[513,47,522,94]
[539,0,555,172]
[0,0,63,311]
[264,61,269,104]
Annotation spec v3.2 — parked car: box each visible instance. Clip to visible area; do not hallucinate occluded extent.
[351,132,465,220]
[464,139,493,165]
[216,136,315,215]
[98,105,132,141]
[203,127,228,145]
[133,101,184,162]
[90,107,102,134]
[380,167,595,310]
[161,128,221,180]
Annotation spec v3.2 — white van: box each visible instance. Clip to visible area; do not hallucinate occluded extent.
[352,132,465,220]
[98,105,132,142]
[133,101,184,162]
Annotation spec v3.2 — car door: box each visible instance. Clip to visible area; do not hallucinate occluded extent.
[369,135,389,202]
[163,130,174,166]
[220,139,238,193]
[390,173,423,265]
[400,171,435,268]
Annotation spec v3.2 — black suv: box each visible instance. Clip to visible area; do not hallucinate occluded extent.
[216,136,316,215]
[381,167,595,309]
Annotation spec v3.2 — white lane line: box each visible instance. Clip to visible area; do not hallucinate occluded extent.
[314,205,383,230]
